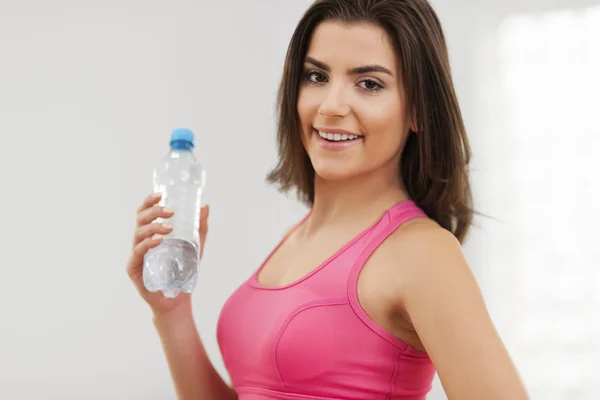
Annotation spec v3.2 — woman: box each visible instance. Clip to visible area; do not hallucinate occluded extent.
[127,0,529,399]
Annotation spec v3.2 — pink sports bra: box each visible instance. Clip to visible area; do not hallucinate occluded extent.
[217,200,436,399]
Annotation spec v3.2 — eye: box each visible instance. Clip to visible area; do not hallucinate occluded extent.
[358,79,383,93]
[304,70,328,84]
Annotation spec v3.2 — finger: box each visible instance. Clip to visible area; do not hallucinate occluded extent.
[133,222,173,246]
[200,204,210,224]
[200,239,206,258]
[127,234,164,275]
[137,193,162,213]
[199,205,209,236]
[199,205,209,257]
[200,204,210,219]
[137,206,175,227]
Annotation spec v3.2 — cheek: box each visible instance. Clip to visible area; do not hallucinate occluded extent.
[297,90,321,149]
[297,89,317,127]
[361,106,406,150]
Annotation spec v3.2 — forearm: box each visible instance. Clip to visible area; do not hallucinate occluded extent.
[153,306,237,400]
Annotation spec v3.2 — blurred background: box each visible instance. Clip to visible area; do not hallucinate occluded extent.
[0,0,598,399]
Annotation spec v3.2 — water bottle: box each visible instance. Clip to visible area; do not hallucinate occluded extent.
[143,128,206,298]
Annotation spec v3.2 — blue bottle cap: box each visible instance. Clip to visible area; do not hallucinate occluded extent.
[170,128,195,150]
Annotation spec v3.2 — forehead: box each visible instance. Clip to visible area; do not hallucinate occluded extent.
[305,21,397,69]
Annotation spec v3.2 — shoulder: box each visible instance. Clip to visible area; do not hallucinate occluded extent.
[361,216,470,316]
[398,217,466,275]
[374,218,530,398]
[374,217,468,291]
[388,216,462,259]
[366,215,478,322]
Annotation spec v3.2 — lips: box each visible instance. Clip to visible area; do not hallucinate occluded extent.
[313,127,363,143]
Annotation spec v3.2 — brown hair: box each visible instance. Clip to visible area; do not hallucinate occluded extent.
[266,0,473,243]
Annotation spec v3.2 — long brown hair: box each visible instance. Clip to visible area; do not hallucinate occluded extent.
[266,0,473,243]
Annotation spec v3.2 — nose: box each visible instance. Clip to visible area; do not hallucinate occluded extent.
[317,83,350,118]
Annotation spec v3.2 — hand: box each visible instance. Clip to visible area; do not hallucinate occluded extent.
[126,192,210,316]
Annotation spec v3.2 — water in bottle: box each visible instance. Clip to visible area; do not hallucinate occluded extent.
[143,128,206,298]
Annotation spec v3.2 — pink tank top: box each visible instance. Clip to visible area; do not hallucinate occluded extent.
[217,200,436,399]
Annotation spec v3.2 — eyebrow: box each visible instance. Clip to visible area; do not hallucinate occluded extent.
[304,56,394,77]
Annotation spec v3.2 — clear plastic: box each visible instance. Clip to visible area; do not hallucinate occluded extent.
[143,143,206,298]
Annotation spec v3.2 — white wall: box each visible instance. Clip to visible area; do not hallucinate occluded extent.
[431,1,600,399]
[0,0,596,399]
[0,1,309,398]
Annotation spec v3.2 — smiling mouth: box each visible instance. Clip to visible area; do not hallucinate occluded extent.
[314,129,363,142]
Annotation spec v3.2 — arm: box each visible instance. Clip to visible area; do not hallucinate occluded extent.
[153,302,237,400]
[395,224,529,400]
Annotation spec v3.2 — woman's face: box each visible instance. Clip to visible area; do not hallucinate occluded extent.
[298,21,414,183]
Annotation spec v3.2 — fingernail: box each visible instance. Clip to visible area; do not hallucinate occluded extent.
[151,192,161,199]
[152,234,163,241]
[163,207,175,214]
[162,223,173,230]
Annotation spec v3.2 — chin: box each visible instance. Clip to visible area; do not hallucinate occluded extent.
[311,159,360,182]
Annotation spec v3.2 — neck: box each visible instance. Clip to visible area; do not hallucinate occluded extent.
[304,166,409,234]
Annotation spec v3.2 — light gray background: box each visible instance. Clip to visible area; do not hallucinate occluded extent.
[1,0,597,399]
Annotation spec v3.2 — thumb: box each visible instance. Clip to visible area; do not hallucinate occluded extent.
[200,204,210,220]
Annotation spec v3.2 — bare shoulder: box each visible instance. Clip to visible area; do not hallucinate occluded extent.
[373,217,529,399]
[385,217,476,314]
[360,217,467,329]
[393,217,462,255]
[396,217,465,272]
[373,217,467,293]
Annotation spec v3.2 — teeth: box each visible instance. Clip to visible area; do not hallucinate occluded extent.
[318,130,360,141]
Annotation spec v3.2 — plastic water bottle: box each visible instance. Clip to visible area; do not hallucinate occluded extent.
[143,128,206,298]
